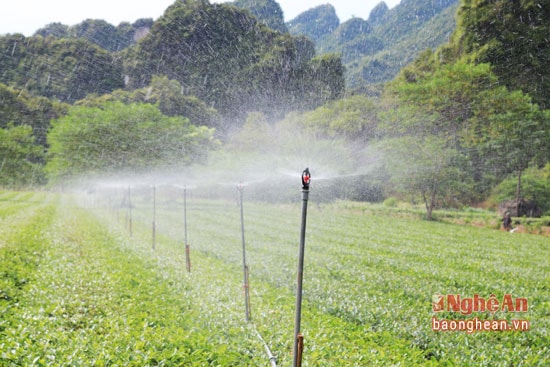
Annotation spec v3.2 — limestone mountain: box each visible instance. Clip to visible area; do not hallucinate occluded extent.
[286,0,459,90]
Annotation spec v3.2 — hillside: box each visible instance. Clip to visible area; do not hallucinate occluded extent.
[0,0,547,205]
[0,0,344,126]
[34,18,154,52]
[4,0,460,97]
[349,2,458,90]
[287,0,459,90]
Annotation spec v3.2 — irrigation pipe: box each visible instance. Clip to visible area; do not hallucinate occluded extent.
[250,323,277,367]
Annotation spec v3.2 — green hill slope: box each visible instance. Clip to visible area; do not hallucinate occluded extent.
[288,0,459,90]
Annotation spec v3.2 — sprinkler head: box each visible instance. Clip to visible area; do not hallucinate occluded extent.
[236,182,245,192]
[302,168,311,190]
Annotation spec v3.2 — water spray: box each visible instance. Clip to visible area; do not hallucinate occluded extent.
[293,168,310,367]
[184,186,191,272]
[237,182,251,322]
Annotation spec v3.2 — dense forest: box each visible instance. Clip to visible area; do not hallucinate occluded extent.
[0,0,548,217]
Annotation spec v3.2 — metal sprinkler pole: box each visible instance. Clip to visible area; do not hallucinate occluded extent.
[293,168,310,367]
[152,185,156,250]
[237,183,251,322]
[128,185,132,237]
[184,186,191,272]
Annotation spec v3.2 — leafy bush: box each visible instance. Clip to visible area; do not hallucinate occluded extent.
[0,124,45,188]
[492,164,550,215]
[45,102,217,182]
[383,196,398,207]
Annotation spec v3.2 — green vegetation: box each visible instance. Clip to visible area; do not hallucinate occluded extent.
[0,83,65,147]
[0,124,44,187]
[35,18,154,52]
[289,1,459,89]
[0,0,548,218]
[0,35,124,103]
[123,0,343,123]
[0,192,266,365]
[1,190,548,365]
[1,1,548,365]
[1,1,344,126]
[45,102,217,182]
[452,0,549,109]
[232,0,288,33]
[381,0,550,216]
[385,60,549,209]
[491,164,550,216]
[286,4,340,42]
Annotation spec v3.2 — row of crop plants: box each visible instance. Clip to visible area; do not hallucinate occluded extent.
[2,188,548,365]
[1,191,273,365]
[86,186,549,366]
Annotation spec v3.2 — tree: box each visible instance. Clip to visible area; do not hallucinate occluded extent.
[383,135,469,220]
[482,96,549,216]
[34,22,69,38]
[45,102,218,182]
[144,76,221,129]
[385,60,487,202]
[388,57,549,203]
[297,94,380,141]
[390,60,496,143]
[493,164,550,216]
[0,124,44,188]
[76,76,222,130]
[454,0,549,109]
[0,83,65,148]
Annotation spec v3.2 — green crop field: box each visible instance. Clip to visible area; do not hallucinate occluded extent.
[1,189,548,366]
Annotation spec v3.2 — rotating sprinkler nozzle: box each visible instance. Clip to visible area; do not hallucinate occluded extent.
[293,168,310,367]
[302,168,310,190]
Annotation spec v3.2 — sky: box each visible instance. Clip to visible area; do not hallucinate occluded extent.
[0,0,402,36]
